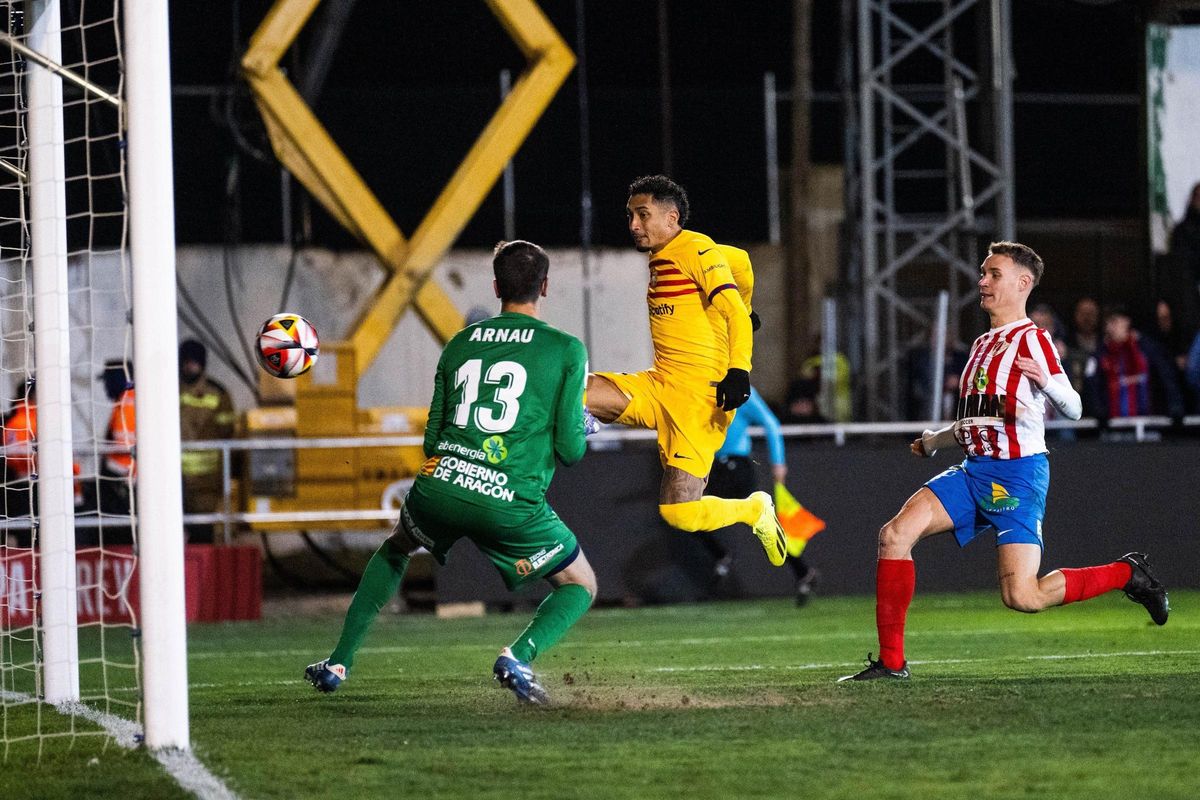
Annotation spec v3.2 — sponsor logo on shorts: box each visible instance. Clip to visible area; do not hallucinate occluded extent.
[514,559,533,577]
[528,543,565,571]
[401,505,435,549]
[482,435,508,464]
[980,481,1020,512]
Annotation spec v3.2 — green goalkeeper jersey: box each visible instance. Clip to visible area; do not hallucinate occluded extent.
[413,311,588,515]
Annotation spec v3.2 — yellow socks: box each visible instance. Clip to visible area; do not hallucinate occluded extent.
[659,495,762,532]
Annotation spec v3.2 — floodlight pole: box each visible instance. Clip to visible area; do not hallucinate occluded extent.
[125,0,190,750]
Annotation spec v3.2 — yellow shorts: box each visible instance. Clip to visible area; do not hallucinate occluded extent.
[593,369,733,479]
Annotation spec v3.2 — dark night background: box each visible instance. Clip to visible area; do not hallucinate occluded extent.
[167,1,1183,253]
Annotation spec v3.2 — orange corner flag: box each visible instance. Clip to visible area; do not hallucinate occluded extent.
[773,482,826,558]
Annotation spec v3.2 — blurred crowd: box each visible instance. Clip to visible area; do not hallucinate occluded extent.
[780,183,1200,425]
[781,293,1200,426]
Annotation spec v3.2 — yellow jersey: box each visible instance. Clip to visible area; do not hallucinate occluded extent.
[645,230,753,383]
[719,243,754,316]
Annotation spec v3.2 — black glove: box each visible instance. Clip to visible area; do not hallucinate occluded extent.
[749,310,761,332]
[714,368,751,411]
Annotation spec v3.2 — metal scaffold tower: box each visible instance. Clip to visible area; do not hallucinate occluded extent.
[853,0,1014,420]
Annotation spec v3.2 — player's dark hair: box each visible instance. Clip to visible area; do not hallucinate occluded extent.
[628,174,690,227]
[492,240,549,303]
[988,241,1044,286]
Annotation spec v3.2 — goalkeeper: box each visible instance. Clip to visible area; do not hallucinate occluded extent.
[306,240,595,705]
[587,175,787,566]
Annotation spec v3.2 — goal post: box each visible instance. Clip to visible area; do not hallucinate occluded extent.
[125,0,189,751]
[1,0,189,755]
[27,0,80,706]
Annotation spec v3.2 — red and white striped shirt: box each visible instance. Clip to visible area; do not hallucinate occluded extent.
[953,318,1065,459]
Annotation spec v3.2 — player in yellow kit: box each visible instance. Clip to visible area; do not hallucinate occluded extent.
[587,175,787,565]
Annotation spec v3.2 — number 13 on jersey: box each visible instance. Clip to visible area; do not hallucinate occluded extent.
[452,359,528,434]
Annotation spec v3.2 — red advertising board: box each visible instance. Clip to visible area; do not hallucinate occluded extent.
[0,545,260,626]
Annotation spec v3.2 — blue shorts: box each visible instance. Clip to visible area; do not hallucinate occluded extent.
[925,454,1048,549]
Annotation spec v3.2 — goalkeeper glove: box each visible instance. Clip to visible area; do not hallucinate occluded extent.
[714,368,751,411]
[749,310,761,332]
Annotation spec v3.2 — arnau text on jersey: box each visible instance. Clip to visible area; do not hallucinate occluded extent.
[468,327,535,343]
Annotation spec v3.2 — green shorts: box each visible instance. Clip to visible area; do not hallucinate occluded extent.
[400,483,580,590]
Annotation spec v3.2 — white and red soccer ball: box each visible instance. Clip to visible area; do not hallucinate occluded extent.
[255,313,319,379]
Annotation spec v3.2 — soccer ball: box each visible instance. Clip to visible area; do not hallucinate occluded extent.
[255,313,319,379]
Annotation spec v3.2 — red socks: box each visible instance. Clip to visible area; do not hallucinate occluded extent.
[872,559,1131,669]
[876,558,915,671]
[1060,561,1132,605]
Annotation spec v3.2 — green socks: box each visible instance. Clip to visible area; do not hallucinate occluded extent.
[509,583,593,663]
[328,542,589,672]
[329,539,411,670]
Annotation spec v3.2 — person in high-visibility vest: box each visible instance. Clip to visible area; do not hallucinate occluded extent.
[98,360,135,540]
[178,339,236,543]
[3,380,37,538]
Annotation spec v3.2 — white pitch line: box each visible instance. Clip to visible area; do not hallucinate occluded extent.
[0,691,239,800]
[152,747,240,800]
[179,649,1200,689]
[651,649,1200,673]
[54,700,143,748]
[189,621,1197,661]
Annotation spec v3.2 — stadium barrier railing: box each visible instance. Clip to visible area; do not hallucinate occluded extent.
[150,414,1200,542]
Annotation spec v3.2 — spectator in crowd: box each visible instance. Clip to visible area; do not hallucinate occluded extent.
[97,360,135,546]
[906,342,969,421]
[1162,182,1200,333]
[782,377,826,425]
[1031,308,1076,439]
[1169,182,1200,278]
[179,339,237,543]
[1029,302,1067,342]
[797,339,852,422]
[1070,296,1102,356]
[1187,329,1200,409]
[1098,307,1153,418]
[1139,300,1191,418]
[2,380,36,542]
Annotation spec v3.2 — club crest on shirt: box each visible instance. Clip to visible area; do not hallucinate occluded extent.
[482,435,508,464]
[974,367,989,391]
[991,338,1011,357]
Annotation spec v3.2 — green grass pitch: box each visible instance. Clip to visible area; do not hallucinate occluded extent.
[3,590,1197,799]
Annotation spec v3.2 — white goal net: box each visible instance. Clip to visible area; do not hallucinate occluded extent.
[0,0,157,760]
